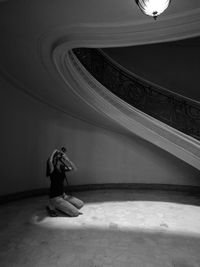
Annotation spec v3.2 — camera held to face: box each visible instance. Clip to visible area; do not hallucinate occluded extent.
[55,151,64,160]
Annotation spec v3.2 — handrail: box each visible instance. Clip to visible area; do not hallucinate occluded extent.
[73,48,200,141]
[99,49,200,106]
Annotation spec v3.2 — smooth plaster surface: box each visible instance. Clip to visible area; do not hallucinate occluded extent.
[1,76,200,196]
[1,189,200,267]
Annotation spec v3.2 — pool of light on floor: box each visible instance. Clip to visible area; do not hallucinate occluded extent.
[31,200,200,236]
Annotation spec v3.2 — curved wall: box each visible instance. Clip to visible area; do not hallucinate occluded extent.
[0,75,200,196]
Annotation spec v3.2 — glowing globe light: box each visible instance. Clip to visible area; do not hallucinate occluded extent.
[136,0,171,20]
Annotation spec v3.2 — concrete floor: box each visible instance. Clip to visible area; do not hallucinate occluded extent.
[0,189,200,267]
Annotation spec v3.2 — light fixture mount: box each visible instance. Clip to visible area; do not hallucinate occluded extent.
[136,0,171,20]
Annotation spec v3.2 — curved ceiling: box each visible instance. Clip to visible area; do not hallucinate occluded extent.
[0,0,200,128]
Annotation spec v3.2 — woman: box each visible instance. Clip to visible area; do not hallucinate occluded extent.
[46,147,84,217]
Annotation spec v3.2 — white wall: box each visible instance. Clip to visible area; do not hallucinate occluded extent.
[0,76,200,196]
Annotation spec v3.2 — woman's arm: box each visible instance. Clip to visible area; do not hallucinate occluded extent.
[47,149,58,175]
[62,153,77,172]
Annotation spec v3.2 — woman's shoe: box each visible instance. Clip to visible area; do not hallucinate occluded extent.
[46,206,58,217]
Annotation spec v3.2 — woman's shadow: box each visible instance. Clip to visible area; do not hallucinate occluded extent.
[32,206,72,223]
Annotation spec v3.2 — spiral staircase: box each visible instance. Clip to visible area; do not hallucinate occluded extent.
[49,45,200,171]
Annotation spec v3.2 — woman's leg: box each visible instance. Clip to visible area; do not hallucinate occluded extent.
[46,205,58,217]
[50,196,80,217]
[46,199,58,217]
[63,193,84,210]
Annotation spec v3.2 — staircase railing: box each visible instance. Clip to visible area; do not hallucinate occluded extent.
[73,48,200,141]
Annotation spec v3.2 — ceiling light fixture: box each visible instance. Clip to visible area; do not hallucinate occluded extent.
[136,0,171,20]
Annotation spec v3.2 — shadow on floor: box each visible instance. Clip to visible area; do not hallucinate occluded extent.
[1,225,200,267]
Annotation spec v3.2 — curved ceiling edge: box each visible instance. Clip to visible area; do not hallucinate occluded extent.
[37,14,200,102]
[35,15,200,170]
[38,9,200,56]
[52,47,200,171]
[37,13,200,96]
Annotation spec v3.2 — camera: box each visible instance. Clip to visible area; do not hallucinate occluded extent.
[54,150,72,172]
[55,151,64,159]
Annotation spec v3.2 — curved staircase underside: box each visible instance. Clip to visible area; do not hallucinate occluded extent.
[52,47,200,171]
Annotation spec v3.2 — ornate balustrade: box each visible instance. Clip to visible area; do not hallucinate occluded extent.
[73,48,200,141]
